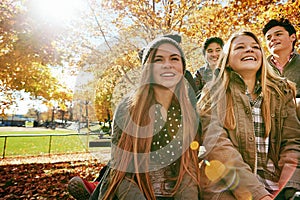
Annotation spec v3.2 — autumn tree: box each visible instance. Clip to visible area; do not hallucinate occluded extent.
[0,0,78,116]
[3,0,299,123]
[184,0,300,53]
[85,0,299,122]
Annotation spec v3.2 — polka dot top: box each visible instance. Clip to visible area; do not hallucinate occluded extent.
[150,102,183,166]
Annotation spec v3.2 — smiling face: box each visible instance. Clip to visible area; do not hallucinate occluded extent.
[152,43,183,90]
[265,26,296,54]
[228,35,262,78]
[205,42,223,68]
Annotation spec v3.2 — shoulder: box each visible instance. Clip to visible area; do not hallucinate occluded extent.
[199,64,208,72]
[185,69,196,83]
[115,96,131,112]
[292,52,300,62]
[194,65,206,77]
[270,78,295,97]
[185,70,193,77]
[113,96,132,125]
[293,51,300,57]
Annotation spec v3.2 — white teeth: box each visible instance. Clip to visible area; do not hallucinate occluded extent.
[161,73,175,77]
[242,56,255,61]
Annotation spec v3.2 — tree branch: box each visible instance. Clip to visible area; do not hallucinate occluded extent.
[87,0,112,52]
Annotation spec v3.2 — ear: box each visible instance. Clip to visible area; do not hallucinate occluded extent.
[290,33,296,42]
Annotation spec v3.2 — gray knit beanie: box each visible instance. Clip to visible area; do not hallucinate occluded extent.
[141,36,186,71]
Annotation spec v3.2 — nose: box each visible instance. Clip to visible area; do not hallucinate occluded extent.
[270,34,278,42]
[212,51,219,57]
[162,59,173,68]
[245,46,254,52]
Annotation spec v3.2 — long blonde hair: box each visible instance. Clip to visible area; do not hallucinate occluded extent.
[198,30,295,138]
[103,41,200,199]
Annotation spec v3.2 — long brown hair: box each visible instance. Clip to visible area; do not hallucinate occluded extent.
[198,30,296,138]
[103,40,200,199]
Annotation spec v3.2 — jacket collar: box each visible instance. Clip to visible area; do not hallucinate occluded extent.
[229,70,262,95]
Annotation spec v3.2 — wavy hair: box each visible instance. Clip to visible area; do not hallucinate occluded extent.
[198,30,296,138]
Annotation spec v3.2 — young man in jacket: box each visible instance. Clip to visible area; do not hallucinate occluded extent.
[263,18,300,119]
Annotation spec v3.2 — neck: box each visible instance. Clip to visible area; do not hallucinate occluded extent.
[272,49,293,66]
[208,62,216,70]
[153,86,173,110]
[240,72,256,95]
[245,79,256,95]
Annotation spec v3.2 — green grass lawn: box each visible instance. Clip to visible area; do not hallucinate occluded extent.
[0,129,100,157]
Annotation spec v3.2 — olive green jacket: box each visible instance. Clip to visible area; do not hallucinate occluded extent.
[268,51,300,97]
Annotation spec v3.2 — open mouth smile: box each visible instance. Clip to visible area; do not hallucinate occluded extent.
[241,56,256,61]
[160,72,176,77]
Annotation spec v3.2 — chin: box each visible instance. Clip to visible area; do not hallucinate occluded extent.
[162,84,177,90]
[272,47,282,54]
[155,83,176,90]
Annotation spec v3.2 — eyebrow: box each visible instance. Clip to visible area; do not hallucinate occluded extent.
[266,30,284,36]
[155,53,180,57]
[235,42,258,45]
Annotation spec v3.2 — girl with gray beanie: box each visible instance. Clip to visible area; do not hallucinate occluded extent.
[91,35,202,200]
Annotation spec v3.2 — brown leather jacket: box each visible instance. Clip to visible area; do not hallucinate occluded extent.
[200,72,300,200]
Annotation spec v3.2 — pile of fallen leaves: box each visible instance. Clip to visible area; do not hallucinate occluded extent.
[0,159,106,199]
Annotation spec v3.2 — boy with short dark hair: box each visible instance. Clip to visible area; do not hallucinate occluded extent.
[263,17,300,200]
[263,18,300,97]
[193,37,224,94]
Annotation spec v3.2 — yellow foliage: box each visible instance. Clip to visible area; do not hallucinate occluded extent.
[2,0,299,121]
[92,0,299,122]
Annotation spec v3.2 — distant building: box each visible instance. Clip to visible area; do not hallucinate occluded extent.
[0,114,35,127]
